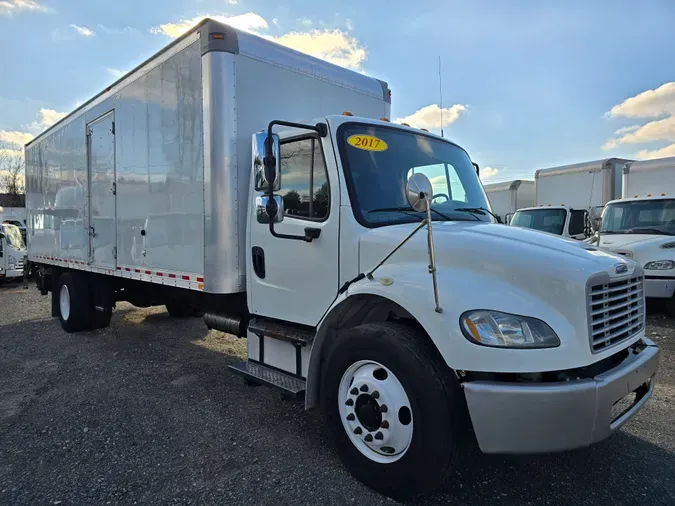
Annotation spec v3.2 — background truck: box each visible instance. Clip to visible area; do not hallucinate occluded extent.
[596,156,675,315]
[510,158,631,239]
[483,179,534,223]
[24,19,659,500]
[0,206,26,284]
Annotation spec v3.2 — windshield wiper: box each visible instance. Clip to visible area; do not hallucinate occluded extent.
[368,206,453,222]
[453,207,499,222]
[627,228,675,236]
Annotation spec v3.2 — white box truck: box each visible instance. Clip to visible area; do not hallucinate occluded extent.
[510,158,631,239]
[0,206,26,283]
[24,19,659,500]
[596,157,675,315]
[483,179,534,223]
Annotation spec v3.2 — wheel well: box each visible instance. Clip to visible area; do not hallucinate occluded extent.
[305,294,440,409]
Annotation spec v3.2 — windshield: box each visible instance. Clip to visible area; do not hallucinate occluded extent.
[510,209,567,235]
[2,224,25,249]
[601,199,675,235]
[338,123,491,227]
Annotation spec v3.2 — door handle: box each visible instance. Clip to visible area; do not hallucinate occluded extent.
[252,246,265,279]
[304,227,321,242]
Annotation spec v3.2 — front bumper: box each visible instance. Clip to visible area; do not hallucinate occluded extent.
[0,267,23,280]
[644,277,675,298]
[463,339,659,454]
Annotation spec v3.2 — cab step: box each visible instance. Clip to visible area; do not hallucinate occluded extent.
[229,361,306,399]
[248,318,315,346]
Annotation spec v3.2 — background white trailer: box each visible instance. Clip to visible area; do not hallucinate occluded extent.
[483,180,534,223]
[25,19,390,296]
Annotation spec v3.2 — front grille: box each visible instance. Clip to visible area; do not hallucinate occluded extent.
[588,276,644,353]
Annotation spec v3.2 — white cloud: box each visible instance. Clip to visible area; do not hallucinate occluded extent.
[226,0,238,4]
[607,82,675,119]
[0,130,34,146]
[30,108,67,131]
[272,17,279,26]
[345,18,354,31]
[70,24,95,37]
[97,24,136,35]
[480,167,499,181]
[107,68,128,79]
[635,144,675,160]
[297,16,312,26]
[151,13,268,38]
[603,82,675,158]
[0,0,48,16]
[395,104,467,130]
[151,13,368,70]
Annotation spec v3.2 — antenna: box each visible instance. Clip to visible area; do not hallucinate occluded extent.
[438,56,444,137]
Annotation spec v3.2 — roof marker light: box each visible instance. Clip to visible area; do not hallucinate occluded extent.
[379,117,390,122]
[342,111,354,116]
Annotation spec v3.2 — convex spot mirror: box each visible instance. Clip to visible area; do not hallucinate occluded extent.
[253,131,280,192]
[406,173,433,212]
[256,195,284,224]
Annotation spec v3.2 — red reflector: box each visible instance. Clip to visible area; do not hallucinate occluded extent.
[197,277,204,282]
[116,267,121,270]
[182,275,190,280]
[135,269,140,273]
[125,268,131,272]
[157,272,163,277]
[168,274,176,278]
[145,270,151,275]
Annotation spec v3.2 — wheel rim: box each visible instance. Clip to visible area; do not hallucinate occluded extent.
[338,360,413,464]
[59,284,71,321]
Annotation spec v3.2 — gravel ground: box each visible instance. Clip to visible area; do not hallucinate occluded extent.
[0,280,674,505]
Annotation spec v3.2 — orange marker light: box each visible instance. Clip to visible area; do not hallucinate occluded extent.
[420,128,429,132]
[401,122,411,127]
[379,117,390,122]
[211,33,225,40]
[342,111,354,116]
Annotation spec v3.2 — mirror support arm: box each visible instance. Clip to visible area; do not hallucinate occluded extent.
[264,120,328,243]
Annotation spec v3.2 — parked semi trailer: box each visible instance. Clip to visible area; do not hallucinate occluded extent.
[510,158,631,239]
[24,19,659,500]
[596,157,675,315]
[483,179,534,223]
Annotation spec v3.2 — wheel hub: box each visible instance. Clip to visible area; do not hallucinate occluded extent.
[338,360,414,464]
[59,284,71,321]
[355,394,382,432]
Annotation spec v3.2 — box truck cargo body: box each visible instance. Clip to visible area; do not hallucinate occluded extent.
[597,157,675,314]
[483,180,534,223]
[510,158,631,239]
[24,19,659,500]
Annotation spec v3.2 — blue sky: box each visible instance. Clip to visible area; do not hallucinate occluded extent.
[2,0,675,183]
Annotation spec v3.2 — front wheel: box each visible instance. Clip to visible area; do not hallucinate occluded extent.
[321,322,466,500]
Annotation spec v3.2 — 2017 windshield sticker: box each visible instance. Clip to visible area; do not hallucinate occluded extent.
[347,134,388,152]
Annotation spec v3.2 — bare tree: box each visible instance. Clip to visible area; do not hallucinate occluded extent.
[0,142,25,205]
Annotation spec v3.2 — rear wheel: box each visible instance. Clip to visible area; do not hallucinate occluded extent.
[58,272,92,332]
[321,322,466,500]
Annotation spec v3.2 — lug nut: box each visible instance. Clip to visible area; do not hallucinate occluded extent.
[345,398,354,406]
[346,413,355,421]
[379,404,388,413]
[354,426,362,435]
[350,387,358,395]
[364,434,373,442]
[371,391,380,399]
[360,384,369,392]
[381,420,389,429]
[374,432,384,440]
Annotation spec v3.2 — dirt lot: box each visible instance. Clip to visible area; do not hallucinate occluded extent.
[1,280,674,505]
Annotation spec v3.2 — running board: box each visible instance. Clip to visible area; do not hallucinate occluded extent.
[229,361,306,399]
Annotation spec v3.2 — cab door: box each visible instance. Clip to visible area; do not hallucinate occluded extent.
[247,134,340,327]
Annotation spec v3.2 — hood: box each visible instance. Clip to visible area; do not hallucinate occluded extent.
[359,221,630,280]
[599,233,674,251]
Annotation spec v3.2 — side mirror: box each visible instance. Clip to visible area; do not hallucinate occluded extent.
[472,162,480,177]
[406,173,433,212]
[252,131,280,192]
[256,195,284,224]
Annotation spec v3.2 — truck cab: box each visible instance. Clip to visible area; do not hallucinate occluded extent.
[510,205,593,239]
[0,221,26,283]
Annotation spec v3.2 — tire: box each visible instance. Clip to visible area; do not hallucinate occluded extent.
[321,322,466,501]
[665,296,675,318]
[58,272,92,333]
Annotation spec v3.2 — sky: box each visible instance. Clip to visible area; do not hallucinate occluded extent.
[1,0,675,184]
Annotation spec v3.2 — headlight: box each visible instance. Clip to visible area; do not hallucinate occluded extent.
[644,260,675,270]
[8,256,16,268]
[460,310,560,348]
